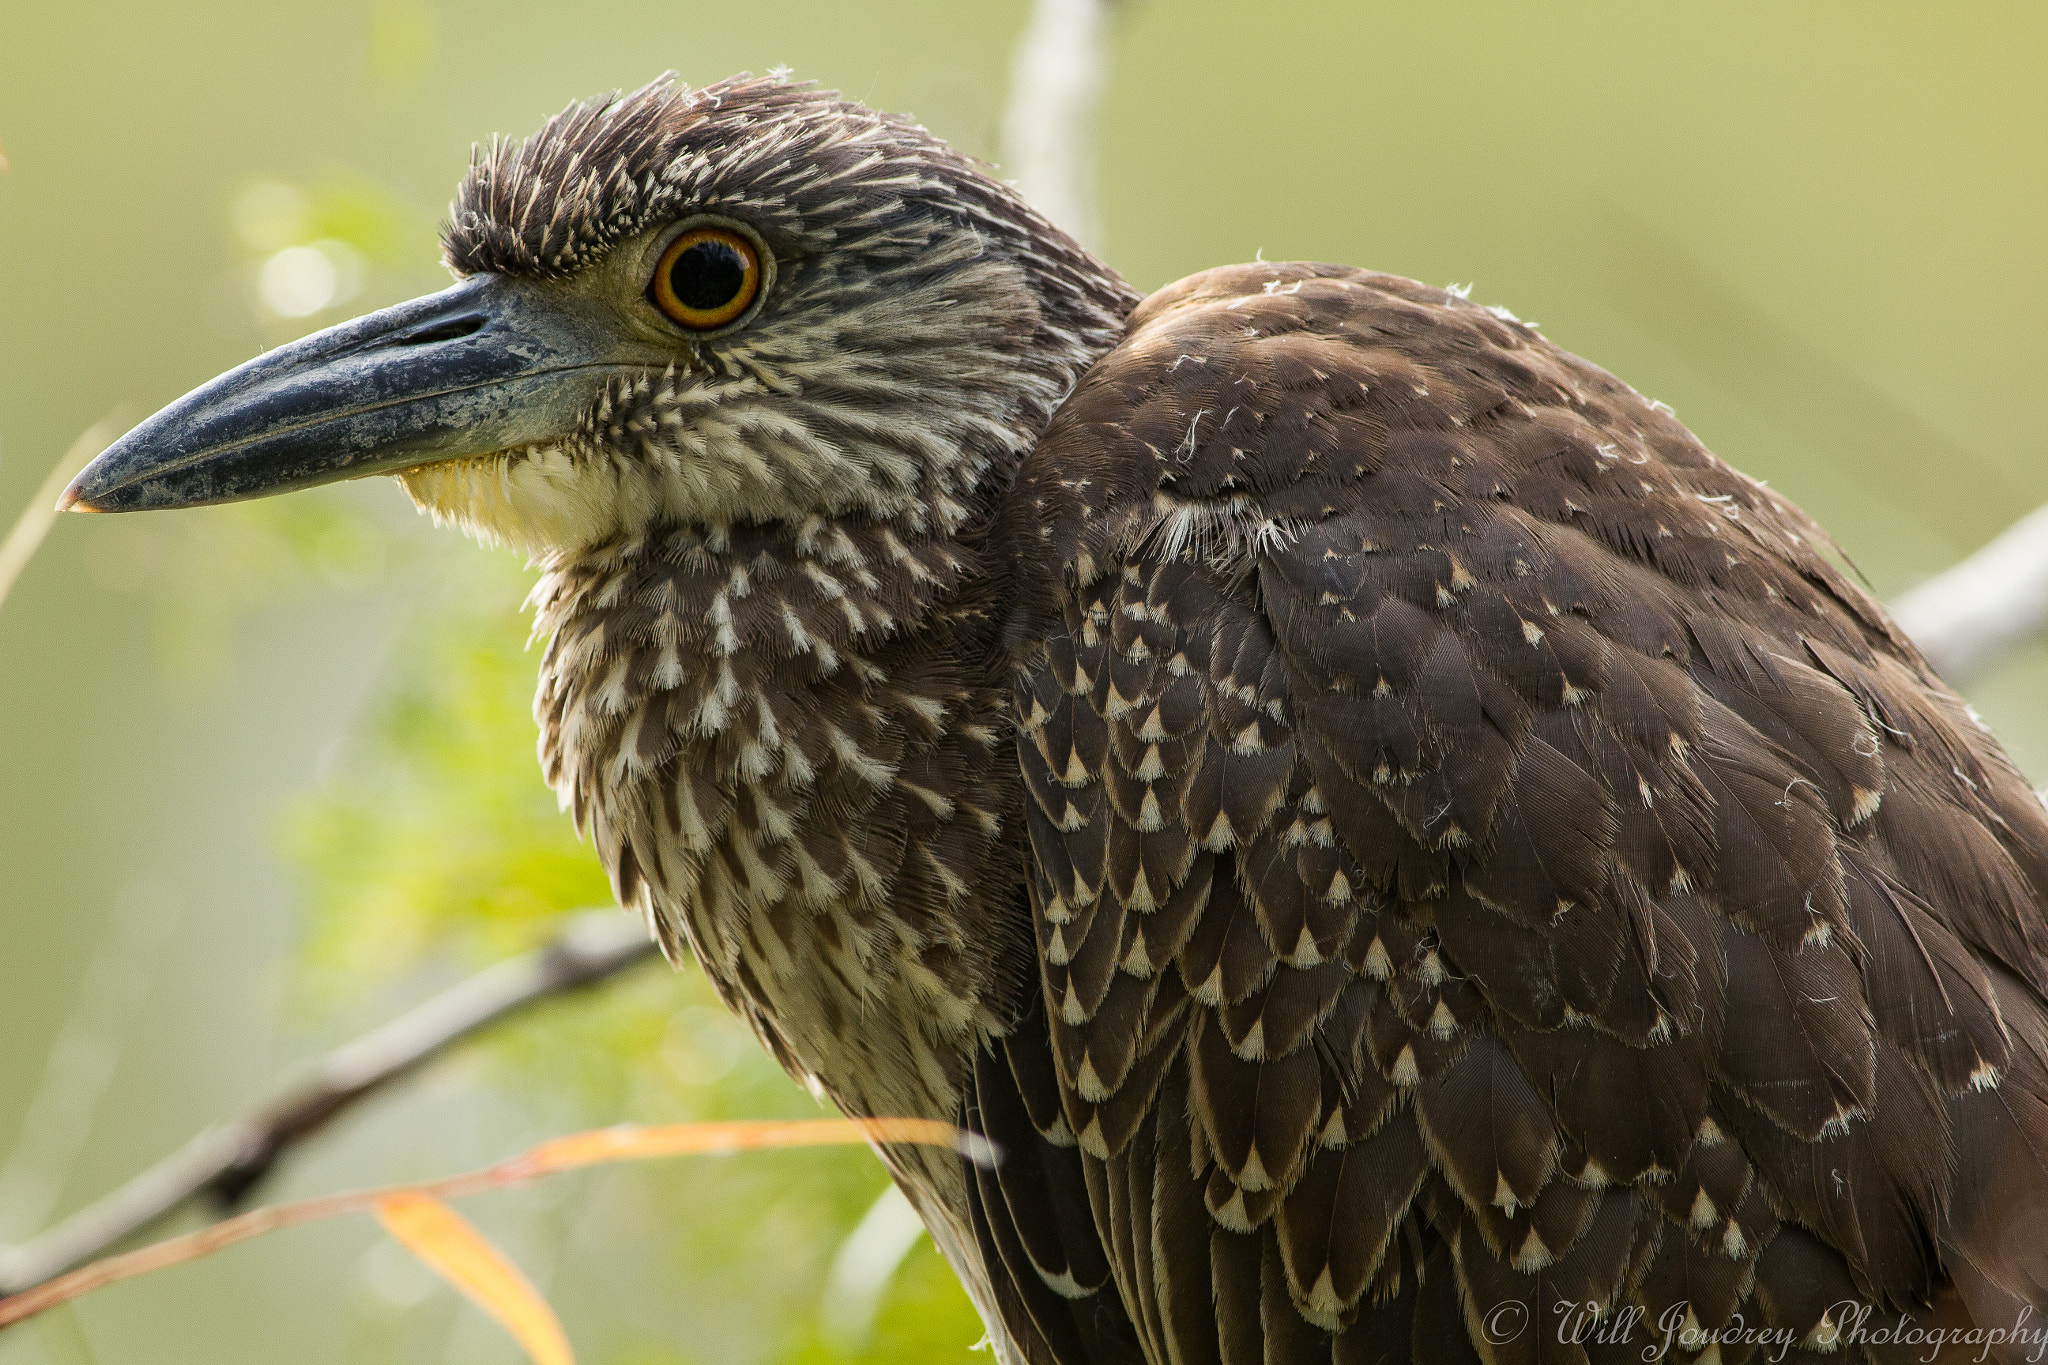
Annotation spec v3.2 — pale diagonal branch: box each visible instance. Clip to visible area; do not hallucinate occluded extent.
[1890,501,2048,684]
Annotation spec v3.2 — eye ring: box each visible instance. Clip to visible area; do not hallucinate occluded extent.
[648,225,764,332]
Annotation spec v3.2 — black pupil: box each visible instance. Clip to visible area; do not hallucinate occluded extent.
[670,239,747,312]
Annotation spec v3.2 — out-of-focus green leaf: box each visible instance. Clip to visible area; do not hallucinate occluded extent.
[286,554,611,994]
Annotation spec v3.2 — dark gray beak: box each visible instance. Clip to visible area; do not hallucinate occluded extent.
[64,273,629,512]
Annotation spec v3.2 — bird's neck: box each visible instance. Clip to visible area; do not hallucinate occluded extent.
[523,248,1138,1111]
[522,258,1137,1228]
[529,502,1035,1120]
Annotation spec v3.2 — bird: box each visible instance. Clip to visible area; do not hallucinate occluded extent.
[65,72,2048,1365]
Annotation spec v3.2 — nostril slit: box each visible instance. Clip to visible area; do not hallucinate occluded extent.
[390,314,489,347]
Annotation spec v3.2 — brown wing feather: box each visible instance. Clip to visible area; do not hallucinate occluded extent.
[988,263,2048,1362]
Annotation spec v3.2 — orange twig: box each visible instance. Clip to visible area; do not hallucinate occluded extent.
[0,1117,966,1330]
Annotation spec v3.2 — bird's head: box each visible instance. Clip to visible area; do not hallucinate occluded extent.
[66,74,1134,552]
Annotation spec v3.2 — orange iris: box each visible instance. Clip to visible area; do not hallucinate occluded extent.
[649,227,762,331]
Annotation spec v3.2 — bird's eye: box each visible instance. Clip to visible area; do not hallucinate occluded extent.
[649,227,762,331]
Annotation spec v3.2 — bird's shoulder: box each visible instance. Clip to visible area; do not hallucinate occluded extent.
[968,262,2048,1361]
[1007,260,1894,659]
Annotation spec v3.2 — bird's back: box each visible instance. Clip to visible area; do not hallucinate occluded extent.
[970,261,2048,1364]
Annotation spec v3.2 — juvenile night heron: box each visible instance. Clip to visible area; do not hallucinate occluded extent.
[67,75,2048,1363]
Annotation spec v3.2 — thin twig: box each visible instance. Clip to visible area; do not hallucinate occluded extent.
[0,910,659,1294]
[0,882,182,1243]
[0,412,128,620]
[0,1117,968,1330]
[1581,217,2048,681]
[1890,501,2048,683]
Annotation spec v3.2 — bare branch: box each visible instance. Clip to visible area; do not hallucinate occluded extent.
[0,910,659,1295]
[1002,0,1110,249]
[1890,502,2048,683]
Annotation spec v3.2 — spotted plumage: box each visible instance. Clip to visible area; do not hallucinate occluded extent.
[984,261,2048,1361]
[71,72,2048,1365]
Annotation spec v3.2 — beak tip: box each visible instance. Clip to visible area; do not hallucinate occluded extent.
[55,480,99,513]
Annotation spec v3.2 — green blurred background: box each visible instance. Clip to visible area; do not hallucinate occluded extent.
[0,2,2043,1362]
